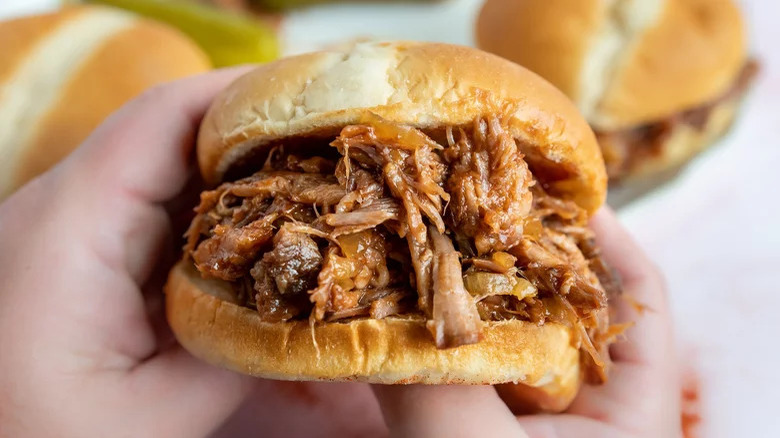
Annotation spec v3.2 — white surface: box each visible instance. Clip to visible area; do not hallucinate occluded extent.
[0,0,54,17]
[2,0,779,436]
[282,0,483,54]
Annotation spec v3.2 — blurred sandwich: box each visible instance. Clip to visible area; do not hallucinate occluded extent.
[477,0,757,203]
[0,6,211,199]
[202,0,440,12]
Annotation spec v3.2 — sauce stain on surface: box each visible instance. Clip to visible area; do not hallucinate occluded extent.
[681,370,702,438]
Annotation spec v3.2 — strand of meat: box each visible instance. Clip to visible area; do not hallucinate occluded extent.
[427,226,484,348]
[331,121,450,318]
[444,116,534,254]
[184,116,618,362]
[329,119,496,347]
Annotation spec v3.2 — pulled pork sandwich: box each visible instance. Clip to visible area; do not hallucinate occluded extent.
[477,0,758,203]
[165,41,623,411]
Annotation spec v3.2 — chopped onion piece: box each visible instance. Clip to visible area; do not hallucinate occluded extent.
[463,272,537,301]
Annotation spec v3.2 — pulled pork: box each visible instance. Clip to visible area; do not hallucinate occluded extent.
[444,116,534,254]
[599,60,759,180]
[428,226,483,348]
[185,115,621,380]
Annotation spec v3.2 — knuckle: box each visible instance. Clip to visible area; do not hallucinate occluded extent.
[133,82,174,108]
[625,258,666,292]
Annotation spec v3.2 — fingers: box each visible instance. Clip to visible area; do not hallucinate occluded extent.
[215,382,387,437]
[559,208,681,436]
[60,67,252,285]
[566,360,681,436]
[517,414,626,438]
[73,66,253,204]
[372,385,529,438]
[130,346,255,437]
[371,212,676,438]
[588,208,674,368]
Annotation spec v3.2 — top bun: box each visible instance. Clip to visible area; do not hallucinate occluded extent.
[477,0,747,130]
[197,41,606,214]
[0,6,210,199]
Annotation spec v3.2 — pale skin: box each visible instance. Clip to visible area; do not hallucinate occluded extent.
[0,69,681,438]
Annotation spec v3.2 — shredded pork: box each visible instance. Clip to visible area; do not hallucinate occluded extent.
[428,226,484,348]
[599,60,759,180]
[184,114,621,379]
[444,117,534,254]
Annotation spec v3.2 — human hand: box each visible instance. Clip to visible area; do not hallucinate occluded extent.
[0,68,257,438]
[210,208,682,438]
[0,66,679,438]
[371,208,681,438]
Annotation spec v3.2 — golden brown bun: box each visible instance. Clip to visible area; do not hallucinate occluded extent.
[496,380,580,414]
[166,261,581,401]
[477,0,747,130]
[0,6,210,199]
[476,0,602,106]
[196,41,606,214]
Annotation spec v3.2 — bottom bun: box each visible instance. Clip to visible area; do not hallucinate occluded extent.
[166,261,581,400]
[605,96,741,207]
[496,380,580,414]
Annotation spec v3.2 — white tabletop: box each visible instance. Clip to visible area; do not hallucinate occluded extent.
[2,1,778,436]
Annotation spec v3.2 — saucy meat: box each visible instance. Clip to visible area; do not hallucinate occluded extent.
[428,226,484,348]
[185,115,620,379]
[263,223,322,296]
[444,116,534,254]
[599,60,759,180]
[331,117,450,317]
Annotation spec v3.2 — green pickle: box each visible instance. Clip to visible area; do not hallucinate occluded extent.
[84,0,279,67]
[251,0,438,11]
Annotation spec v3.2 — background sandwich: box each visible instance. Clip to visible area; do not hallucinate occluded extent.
[477,0,757,203]
[0,6,210,200]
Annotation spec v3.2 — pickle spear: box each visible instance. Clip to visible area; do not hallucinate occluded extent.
[83,0,279,67]
[249,0,439,11]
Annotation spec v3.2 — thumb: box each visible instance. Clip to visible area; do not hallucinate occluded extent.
[372,385,529,438]
[128,347,254,437]
[517,414,626,438]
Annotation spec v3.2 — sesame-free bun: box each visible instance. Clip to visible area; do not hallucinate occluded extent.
[166,261,582,405]
[196,41,606,214]
[171,42,609,406]
[477,0,748,131]
[0,6,210,199]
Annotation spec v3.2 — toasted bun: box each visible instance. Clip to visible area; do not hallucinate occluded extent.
[0,6,210,199]
[477,0,747,130]
[196,41,606,214]
[166,261,581,398]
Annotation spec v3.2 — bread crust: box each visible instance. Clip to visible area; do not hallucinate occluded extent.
[0,7,83,85]
[476,0,602,106]
[196,41,606,214]
[597,0,746,129]
[606,95,742,206]
[166,261,582,393]
[0,6,210,198]
[477,0,747,130]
